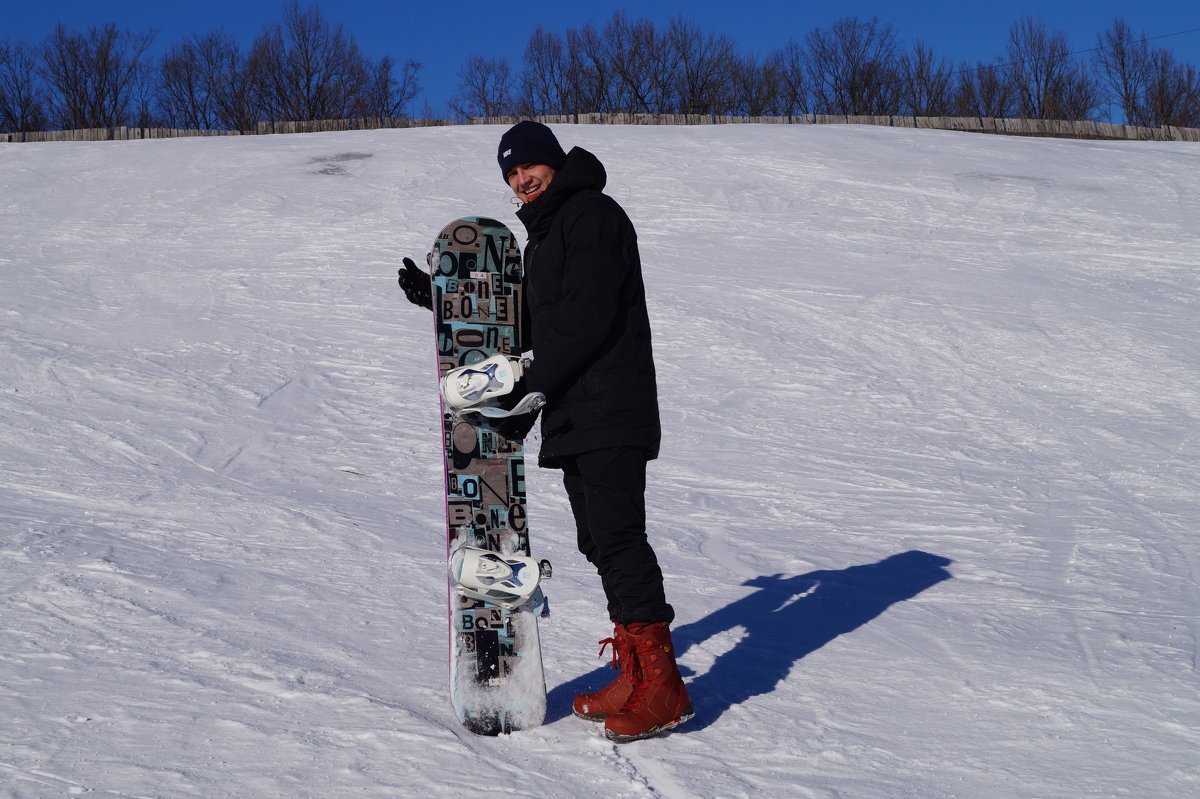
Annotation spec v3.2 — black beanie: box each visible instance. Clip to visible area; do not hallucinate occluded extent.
[497,121,567,182]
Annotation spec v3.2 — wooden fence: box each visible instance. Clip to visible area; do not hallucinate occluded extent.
[3,113,1198,143]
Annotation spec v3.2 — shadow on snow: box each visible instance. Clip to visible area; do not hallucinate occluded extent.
[546,549,954,729]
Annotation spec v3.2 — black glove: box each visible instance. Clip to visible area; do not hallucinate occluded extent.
[494,408,540,442]
[398,256,432,310]
[491,375,540,440]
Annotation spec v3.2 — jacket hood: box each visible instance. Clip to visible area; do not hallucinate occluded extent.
[516,146,607,240]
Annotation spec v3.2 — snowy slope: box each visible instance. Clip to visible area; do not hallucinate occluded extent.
[1,123,1198,799]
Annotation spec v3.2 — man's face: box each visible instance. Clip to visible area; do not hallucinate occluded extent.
[506,163,556,204]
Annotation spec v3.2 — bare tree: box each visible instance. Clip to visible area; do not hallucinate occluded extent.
[516,14,739,117]
[804,17,902,115]
[519,27,569,116]
[769,40,810,115]
[730,53,784,116]
[40,23,157,129]
[1141,49,1200,127]
[249,2,370,122]
[897,41,955,116]
[159,32,228,129]
[0,39,49,132]
[359,55,421,119]
[464,13,1195,126]
[1094,18,1200,127]
[212,38,259,132]
[449,54,516,119]
[1005,15,1099,120]
[603,12,670,115]
[664,15,738,115]
[157,31,264,131]
[564,23,614,115]
[953,60,1017,118]
[1093,18,1149,124]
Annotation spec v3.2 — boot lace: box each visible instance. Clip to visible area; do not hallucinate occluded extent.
[598,636,635,672]
[617,639,664,711]
[597,636,619,670]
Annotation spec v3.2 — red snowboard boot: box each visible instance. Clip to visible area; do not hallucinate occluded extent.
[603,622,695,743]
[573,623,634,721]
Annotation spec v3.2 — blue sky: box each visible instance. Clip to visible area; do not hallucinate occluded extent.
[6,1,1199,116]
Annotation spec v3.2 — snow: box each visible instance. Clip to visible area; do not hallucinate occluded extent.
[2,122,1199,798]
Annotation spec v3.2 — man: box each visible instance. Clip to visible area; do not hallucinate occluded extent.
[399,121,692,742]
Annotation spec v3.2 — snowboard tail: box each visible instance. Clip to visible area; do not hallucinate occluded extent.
[430,217,546,735]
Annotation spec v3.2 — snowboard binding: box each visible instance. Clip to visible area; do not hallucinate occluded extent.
[440,355,546,419]
[449,546,552,612]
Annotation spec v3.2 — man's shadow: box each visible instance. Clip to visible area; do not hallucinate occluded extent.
[547,550,953,728]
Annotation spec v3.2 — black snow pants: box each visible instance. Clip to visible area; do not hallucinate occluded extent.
[561,446,674,626]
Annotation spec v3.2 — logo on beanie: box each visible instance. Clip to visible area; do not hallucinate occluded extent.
[498,120,566,183]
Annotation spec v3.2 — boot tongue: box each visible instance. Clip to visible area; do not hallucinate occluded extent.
[630,639,664,678]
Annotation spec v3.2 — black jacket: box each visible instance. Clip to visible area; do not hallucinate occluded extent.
[516,146,661,468]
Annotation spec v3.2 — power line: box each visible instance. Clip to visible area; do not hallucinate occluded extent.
[868,23,1200,98]
[1066,24,1200,60]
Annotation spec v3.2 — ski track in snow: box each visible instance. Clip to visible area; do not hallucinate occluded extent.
[2,124,1199,798]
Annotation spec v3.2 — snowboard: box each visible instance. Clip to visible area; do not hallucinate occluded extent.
[429,216,546,735]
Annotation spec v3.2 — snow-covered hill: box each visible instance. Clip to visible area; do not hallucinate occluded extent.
[2,124,1198,798]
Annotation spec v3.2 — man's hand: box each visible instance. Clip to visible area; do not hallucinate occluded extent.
[398,257,431,310]
[495,409,539,442]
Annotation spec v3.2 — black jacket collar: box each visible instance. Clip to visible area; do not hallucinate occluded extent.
[516,146,607,242]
